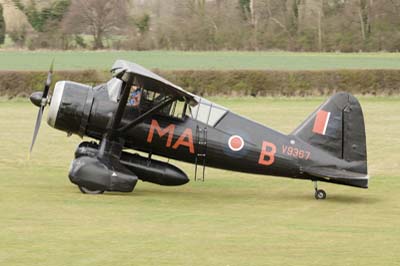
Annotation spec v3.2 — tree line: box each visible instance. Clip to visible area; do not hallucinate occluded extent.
[1,0,400,52]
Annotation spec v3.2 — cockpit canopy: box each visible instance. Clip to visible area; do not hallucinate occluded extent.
[189,98,227,127]
[106,60,228,127]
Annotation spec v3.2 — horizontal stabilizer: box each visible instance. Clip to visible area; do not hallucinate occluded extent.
[305,166,369,188]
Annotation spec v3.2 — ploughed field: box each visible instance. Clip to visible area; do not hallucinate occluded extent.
[0,97,399,266]
[1,50,400,70]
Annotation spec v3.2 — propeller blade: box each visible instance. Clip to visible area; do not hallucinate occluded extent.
[29,59,55,157]
[29,106,44,155]
[42,59,54,100]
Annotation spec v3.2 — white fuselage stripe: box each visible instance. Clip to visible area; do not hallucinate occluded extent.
[322,112,331,135]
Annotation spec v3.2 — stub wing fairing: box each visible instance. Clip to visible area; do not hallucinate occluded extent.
[111,59,198,106]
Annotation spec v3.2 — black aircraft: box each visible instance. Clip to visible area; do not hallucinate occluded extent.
[29,60,368,199]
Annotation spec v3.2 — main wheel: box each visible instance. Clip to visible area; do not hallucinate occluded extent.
[78,186,104,195]
[314,189,327,200]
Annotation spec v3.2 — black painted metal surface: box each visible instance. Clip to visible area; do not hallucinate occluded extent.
[31,60,369,193]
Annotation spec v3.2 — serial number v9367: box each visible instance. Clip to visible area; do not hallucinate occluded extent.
[282,145,311,160]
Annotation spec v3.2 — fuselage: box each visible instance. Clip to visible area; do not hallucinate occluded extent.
[47,80,358,185]
[118,111,352,181]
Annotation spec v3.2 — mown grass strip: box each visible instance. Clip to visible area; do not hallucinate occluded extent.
[0,98,399,266]
[1,51,400,71]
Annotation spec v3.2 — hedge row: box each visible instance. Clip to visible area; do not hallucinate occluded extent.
[1,69,400,98]
[0,70,107,98]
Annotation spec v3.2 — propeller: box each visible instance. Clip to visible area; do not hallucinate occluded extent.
[29,60,54,156]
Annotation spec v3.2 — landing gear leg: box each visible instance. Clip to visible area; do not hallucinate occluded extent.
[313,181,326,200]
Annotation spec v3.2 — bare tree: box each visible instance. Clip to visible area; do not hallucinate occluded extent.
[265,0,297,49]
[4,0,400,51]
[63,0,129,49]
[358,0,372,43]
[0,3,5,45]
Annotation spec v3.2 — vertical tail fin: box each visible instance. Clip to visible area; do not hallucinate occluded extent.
[292,92,367,175]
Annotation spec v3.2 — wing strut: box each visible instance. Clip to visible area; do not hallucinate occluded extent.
[117,97,175,133]
[106,73,134,141]
[99,72,177,156]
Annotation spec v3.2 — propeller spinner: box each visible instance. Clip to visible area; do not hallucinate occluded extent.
[29,60,54,155]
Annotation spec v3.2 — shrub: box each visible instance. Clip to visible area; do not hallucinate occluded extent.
[1,69,399,98]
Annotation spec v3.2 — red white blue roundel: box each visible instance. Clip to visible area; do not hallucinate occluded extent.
[228,135,244,151]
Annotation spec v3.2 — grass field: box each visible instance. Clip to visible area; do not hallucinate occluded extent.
[0,97,399,266]
[1,50,400,71]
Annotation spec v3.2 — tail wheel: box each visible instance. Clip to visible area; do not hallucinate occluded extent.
[315,189,327,200]
[78,186,104,194]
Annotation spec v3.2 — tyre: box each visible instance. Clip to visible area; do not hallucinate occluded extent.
[314,189,326,200]
[78,186,104,194]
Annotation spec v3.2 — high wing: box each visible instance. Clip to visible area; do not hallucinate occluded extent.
[111,59,198,106]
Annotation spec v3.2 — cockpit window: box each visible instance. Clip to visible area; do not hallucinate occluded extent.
[139,88,170,114]
[169,100,188,118]
[107,78,122,102]
[190,98,227,127]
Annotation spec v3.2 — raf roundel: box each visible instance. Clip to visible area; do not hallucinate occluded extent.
[228,135,245,152]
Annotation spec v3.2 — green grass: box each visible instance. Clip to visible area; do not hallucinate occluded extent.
[0,97,399,266]
[1,50,400,71]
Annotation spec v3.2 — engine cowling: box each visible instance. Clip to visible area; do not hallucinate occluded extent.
[47,81,94,137]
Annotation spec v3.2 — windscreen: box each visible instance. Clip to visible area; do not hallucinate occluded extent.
[107,78,123,102]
